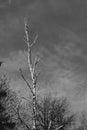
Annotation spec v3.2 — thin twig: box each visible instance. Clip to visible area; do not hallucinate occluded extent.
[48,120,52,130]
[55,125,63,130]
[35,72,40,83]
[33,56,40,72]
[21,96,31,102]
[17,106,31,130]
[30,35,38,47]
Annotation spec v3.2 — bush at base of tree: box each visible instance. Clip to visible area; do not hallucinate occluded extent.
[36,95,75,130]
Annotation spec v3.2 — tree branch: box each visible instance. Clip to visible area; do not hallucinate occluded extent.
[19,68,33,94]
[55,125,63,130]
[17,106,31,130]
[33,56,40,75]
[48,120,52,130]
[30,35,38,47]
[21,96,31,103]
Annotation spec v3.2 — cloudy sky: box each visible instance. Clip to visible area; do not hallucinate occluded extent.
[0,0,87,112]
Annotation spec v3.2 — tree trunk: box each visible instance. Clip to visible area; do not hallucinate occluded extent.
[24,18,39,130]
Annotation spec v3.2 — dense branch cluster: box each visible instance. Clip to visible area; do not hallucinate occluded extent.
[0,77,16,130]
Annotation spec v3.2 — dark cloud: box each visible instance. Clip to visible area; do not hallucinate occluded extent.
[0,0,87,75]
[1,0,87,54]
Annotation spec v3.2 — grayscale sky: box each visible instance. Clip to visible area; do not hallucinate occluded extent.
[0,0,87,112]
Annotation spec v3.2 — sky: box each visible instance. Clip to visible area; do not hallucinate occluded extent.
[0,0,87,112]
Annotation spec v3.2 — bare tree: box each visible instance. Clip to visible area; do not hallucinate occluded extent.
[18,18,76,130]
[36,95,75,130]
[19,18,39,130]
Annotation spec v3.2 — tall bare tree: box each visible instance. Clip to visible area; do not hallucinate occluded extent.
[19,18,39,130]
[19,18,76,130]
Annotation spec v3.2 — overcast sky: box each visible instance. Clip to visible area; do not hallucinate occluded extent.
[0,0,87,112]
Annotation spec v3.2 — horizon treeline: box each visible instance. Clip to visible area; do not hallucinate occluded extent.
[0,74,87,130]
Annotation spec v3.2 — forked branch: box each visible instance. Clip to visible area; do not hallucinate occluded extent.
[17,105,31,130]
